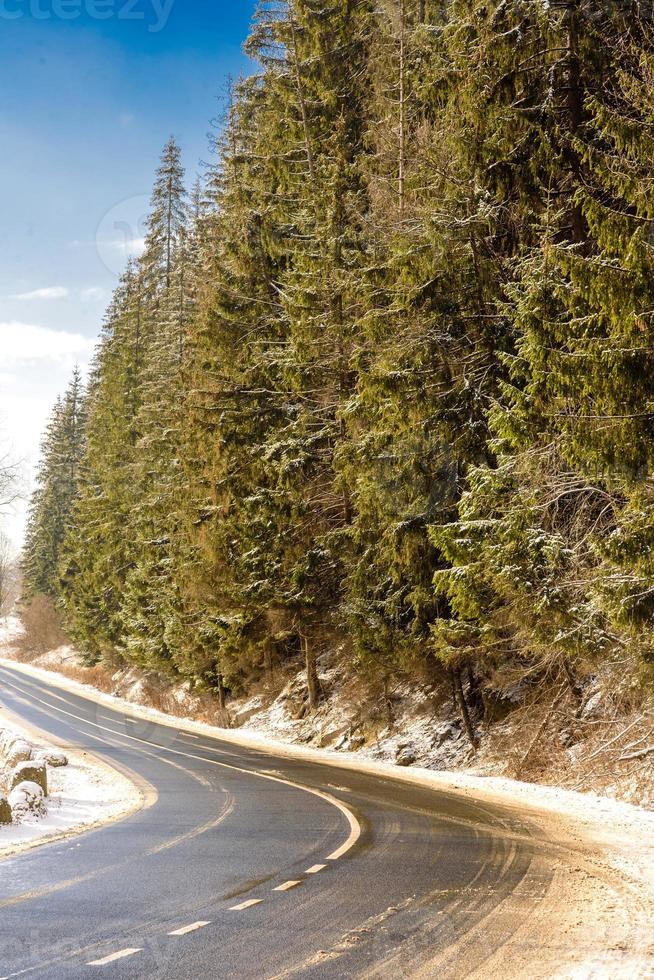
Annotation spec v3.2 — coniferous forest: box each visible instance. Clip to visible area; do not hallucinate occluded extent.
[22,0,654,737]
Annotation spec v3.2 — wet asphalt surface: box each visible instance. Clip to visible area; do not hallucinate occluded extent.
[0,663,552,979]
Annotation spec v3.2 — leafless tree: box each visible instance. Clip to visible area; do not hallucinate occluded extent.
[0,445,22,615]
[0,533,14,615]
[0,449,21,515]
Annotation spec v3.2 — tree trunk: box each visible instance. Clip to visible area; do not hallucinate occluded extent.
[452,668,478,749]
[467,666,485,719]
[166,174,173,290]
[449,669,458,713]
[178,228,186,364]
[564,2,586,246]
[217,673,226,711]
[264,645,274,686]
[289,7,317,185]
[303,634,320,710]
[383,675,394,727]
[398,0,406,213]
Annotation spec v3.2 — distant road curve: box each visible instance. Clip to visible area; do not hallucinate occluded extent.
[0,662,641,979]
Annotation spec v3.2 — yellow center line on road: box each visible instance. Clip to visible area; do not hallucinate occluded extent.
[229,899,264,911]
[305,864,327,874]
[273,880,302,891]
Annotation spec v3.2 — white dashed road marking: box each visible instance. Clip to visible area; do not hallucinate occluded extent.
[229,899,264,911]
[273,880,302,891]
[305,864,327,874]
[88,949,142,966]
[168,921,210,936]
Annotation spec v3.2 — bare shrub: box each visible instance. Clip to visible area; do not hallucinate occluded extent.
[53,663,116,694]
[14,595,69,660]
[139,675,231,728]
[0,534,21,616]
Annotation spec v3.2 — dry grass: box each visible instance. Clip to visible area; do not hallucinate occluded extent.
[52,662,116,694]
[25,655,232,729]
[14,595,69,660]
[479,670,654,808]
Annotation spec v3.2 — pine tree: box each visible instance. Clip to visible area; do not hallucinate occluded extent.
[431,4,654,686]
[340,0,546,691]
[170,61,297,692]
[120,158,192,673]
[60,270,144,659]
[260,0,375,704]
[141,136,187,294]
[23,368,85,599]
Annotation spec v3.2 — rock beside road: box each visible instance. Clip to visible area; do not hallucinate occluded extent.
[396,744,418,767]
[0,797,11,824]
[11,761,48,796]
[0,728,67,824]
[4,740,33,768]
[8,782,46,820]
[35,749,68,768]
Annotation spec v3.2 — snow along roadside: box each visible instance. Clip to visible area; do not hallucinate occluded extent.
[1,653,653,977]
[0,700,152,859]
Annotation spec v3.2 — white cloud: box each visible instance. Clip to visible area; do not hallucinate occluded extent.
[0,321,95,368]
[107,236,146,255]
[80,286,107,302]
[10,286,69,301]
[0,322,97,551]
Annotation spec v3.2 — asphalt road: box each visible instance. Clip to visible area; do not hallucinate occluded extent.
[0,663,556,979]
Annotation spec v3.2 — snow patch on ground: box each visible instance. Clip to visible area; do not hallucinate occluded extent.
[0,616,23,646]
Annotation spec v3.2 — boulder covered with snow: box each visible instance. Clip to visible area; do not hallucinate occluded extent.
[11,761,48,796]
[0,730,14,755]
[396,744,418,767]
[35,749,68,768]
[9,781,46,820]
[4,740,32,769]
[0,797,11,824]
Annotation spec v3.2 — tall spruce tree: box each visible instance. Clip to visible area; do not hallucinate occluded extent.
[120,157,192,673]
[61,266,146,659]
[23,368,85,599]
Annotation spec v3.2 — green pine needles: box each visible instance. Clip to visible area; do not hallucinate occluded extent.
[22,1,654,714]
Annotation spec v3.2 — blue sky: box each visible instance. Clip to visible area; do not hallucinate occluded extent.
[0,0,255,549]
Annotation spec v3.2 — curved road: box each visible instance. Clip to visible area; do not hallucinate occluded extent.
[0,663,556,979]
